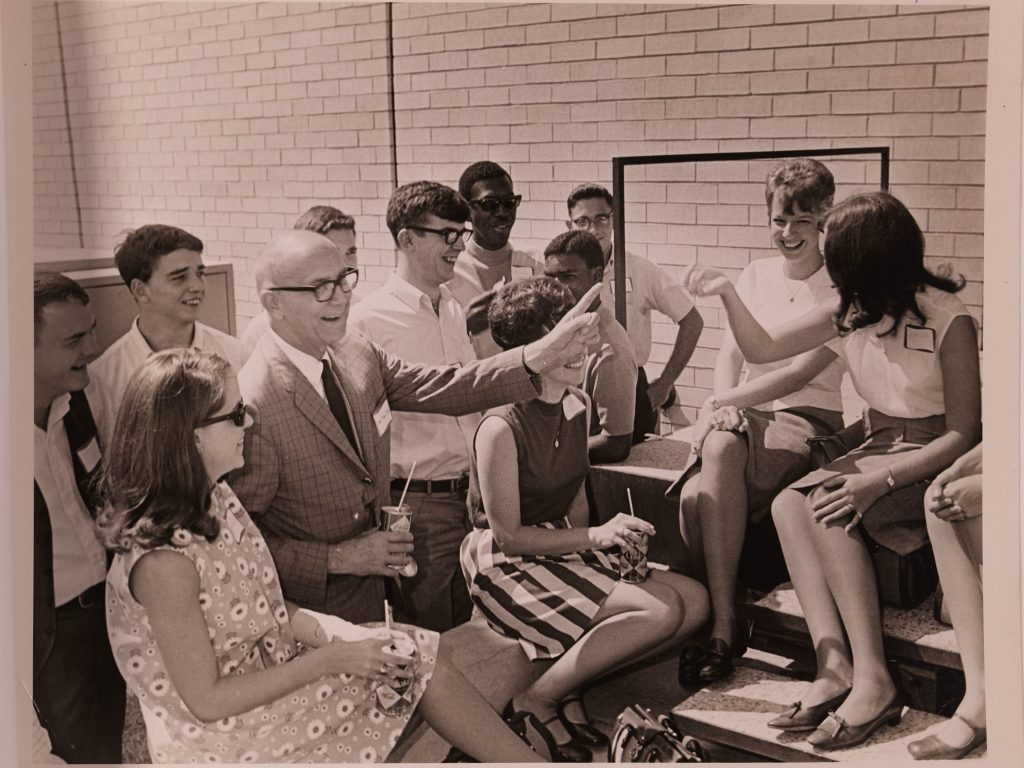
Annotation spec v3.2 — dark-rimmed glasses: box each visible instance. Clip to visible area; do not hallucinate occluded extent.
[469,195,522,213]
[267,268,359,302]
[571,213,612,229]
[407,225,471,245]
[198,401,250,428]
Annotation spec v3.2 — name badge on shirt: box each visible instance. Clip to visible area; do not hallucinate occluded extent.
[511,266,534,282]
[563,393,587,421]
[904,325,936,353]
[76,437,102,473]
[373,399,393,436]
[608,277,634,294]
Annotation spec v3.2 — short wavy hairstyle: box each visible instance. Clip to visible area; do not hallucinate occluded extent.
[385,181,470,243]
[34,272,91,343]
[566,183,613,215]
[113,224,204,287]
[293,205,356,235]
[824,191,963,337]
[764,158,835,215]
[488,277,577,351]
[96,348,232,553]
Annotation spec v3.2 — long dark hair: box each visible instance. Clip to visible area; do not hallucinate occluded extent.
[97,349,231,553]
[824,191,964,336]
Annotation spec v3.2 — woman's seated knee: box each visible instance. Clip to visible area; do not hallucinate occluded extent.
[700,429,747,464]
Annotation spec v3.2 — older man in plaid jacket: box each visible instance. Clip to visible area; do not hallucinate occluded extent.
[231,228,601,624]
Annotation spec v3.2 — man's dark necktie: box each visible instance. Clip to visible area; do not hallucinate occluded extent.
[321,359,358,451]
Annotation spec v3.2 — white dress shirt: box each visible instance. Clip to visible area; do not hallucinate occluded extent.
[33,382,108,606]
[349,273,480,480]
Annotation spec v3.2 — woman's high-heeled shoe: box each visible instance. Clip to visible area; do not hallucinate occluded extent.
[501,700,560,762]
[907,714,986,760]
[557,693,609,749]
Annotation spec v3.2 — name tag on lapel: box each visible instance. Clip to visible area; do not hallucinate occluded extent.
[563,394,587,421]
[511,266,534,282]
[373,399,393,436]
[904,325,936,353]
[76,437,102,473]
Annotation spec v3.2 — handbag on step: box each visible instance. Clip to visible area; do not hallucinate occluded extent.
[609,705,706,762]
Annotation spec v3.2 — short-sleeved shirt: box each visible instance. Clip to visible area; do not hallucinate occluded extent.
[348,273,480,480]
[825,285,972,418]
[600,250,695,367]
[584,304,638,439]
[731,257,845,413]
[91,318,244,444]
[448,239,544,359]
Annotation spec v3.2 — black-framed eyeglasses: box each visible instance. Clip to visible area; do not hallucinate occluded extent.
[571,213,612,229]
[407,225,471,245]
[267,268,359,302]
[198,401,250,428]
[469,195,522,213]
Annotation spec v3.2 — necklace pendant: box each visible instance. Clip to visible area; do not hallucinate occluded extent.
[554,438,559,448]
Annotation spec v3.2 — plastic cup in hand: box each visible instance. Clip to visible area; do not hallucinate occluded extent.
[381,504,417,578]
[619,531,650,584]
[373,631,418,717]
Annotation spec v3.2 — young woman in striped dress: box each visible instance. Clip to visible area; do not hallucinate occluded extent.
[460,277,709,762]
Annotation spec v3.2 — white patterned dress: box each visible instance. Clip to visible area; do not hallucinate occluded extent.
[105,482,438,764]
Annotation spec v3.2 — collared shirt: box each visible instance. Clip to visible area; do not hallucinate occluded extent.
[33,383,108,606]
[91,317,244,444]
[601,250,695,367]
[267,328,364,458]
[349,273,480,480]
[584,303,639,438]
[448,238,544,359]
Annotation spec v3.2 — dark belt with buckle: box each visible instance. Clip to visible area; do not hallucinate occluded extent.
[390,476,470,495]
[55,581,106,616]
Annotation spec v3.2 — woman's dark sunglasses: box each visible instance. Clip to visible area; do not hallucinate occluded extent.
[198,401,249,428]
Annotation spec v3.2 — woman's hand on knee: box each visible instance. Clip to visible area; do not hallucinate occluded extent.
[928,474,981,522]
[811,473,887,532]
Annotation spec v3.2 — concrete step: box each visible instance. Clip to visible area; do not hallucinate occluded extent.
[671,662,985,762]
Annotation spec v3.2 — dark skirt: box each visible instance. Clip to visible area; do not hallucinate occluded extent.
[789,409,947,555]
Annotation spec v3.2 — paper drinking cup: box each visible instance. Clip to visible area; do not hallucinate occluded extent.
[374,632,418,717]
[380,504,417,577]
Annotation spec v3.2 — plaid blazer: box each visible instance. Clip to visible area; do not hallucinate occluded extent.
[230,330,537,623]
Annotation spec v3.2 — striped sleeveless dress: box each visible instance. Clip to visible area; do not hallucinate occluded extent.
[459,390,621,660]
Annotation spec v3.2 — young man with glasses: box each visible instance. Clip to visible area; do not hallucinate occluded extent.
[567,184,705,442]
[449,161,545,358]
[348,181,480,631]
[90,224,244,444]
[230,227,602,626]
[240,205,360,360]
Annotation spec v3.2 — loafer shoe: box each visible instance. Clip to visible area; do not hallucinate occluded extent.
[767,688,852,732]
[807,692,904,751]
[678,642,707,687]
[907,715,986,760]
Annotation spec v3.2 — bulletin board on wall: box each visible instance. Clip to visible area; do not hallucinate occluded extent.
[33,259,237,354]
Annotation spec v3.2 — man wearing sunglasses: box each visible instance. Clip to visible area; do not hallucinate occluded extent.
[349,181,480,632]
[230,227,603,627]
[567,184,705,442]
[449,161,545,358]
[91,224,244,445]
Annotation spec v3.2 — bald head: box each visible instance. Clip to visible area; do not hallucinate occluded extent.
[256,229,340,292]
[257,229,354,357]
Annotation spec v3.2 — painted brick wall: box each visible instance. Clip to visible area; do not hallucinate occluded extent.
[33,2,988,424]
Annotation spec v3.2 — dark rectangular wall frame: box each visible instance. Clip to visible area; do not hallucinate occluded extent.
[610,146,890,328]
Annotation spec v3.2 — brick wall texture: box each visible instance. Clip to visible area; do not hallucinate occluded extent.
[33,2,988,424]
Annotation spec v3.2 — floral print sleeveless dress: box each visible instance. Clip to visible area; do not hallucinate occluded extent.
[105,482,438,763]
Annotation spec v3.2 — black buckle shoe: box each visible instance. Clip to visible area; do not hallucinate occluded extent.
[557,693,609,749]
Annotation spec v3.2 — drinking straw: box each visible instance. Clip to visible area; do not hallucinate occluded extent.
[384,599,393,631]
[627,488,636,517]
[397,460,417,509]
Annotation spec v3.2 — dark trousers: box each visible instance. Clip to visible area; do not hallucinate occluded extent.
[389,488,474,632]
[632,367,676,444]
[35,591,125,764]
